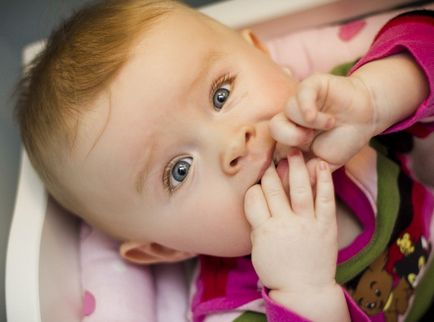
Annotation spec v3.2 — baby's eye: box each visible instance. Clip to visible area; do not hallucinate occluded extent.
[212,84,231,111]
[168,156,193,191]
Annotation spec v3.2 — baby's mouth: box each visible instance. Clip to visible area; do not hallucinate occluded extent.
[255,143,289,185]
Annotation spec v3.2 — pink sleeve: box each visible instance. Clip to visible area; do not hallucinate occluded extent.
[350,11,434,134]
[262,288,370,322]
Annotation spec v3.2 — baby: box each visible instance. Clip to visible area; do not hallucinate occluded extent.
[15,1,434,321]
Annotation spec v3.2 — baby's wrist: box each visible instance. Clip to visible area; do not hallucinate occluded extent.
[269,282,340,304]
[349,73,384,136]
[351,53,429,135]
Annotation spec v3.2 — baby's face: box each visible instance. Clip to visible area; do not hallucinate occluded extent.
[69,7,296,258]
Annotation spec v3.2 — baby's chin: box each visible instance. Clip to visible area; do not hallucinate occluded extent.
[210,239,252,258]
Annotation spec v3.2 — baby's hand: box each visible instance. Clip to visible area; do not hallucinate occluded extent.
[244,150,338,297]
[270,73,376,168]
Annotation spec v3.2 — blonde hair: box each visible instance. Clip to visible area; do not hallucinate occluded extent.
[15,0,177,214]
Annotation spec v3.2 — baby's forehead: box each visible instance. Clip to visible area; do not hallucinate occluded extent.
[134,6,230,50]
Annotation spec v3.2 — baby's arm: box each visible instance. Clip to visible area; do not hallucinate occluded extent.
[244,151,349,322]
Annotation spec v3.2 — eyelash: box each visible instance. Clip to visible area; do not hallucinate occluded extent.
[209,73,236,107]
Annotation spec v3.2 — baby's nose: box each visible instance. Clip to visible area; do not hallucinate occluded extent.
[221,126,255,175]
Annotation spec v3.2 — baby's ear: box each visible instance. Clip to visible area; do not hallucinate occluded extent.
[240,29,269,55]
[119,241,195,265]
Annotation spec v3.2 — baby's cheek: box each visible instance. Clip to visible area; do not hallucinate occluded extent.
[211,212,252,256]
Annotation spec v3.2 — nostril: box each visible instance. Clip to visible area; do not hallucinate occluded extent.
[230,158,239,168]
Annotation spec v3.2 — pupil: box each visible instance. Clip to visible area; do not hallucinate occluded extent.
[178,165,186,175]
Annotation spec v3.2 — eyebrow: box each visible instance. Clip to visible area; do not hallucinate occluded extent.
[134,49,224,194]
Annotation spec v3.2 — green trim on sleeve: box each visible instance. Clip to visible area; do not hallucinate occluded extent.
[329,59,360,76]
[233,311,267,322]
[336,148,401,284]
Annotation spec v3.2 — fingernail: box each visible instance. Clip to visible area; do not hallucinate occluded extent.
[319,161,328,170]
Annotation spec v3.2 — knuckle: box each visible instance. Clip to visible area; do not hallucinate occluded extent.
[292,185,310,196]
[253,224,273,239]
[317,192,334,204]
[267,185,283,199]
[317,172,331,184]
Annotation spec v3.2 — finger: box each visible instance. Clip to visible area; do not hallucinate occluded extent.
[288,150,314,217]
[261,163,293,218]
[269,112,314,149]
[298,85,336,130]
[314,161,336,225]
[244,184,271,229]
[285,77,335,130]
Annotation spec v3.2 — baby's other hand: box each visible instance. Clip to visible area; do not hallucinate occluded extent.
[270,73,376,168]
[244,150,338,296]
